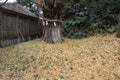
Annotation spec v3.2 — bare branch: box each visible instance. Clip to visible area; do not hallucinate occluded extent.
[0,0,8,7]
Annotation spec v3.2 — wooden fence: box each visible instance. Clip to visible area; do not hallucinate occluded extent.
[0,7,42,48]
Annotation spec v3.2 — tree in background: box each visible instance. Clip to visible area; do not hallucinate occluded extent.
[34,0,66,43]
[0,0,8,7]
[17,0,40,16]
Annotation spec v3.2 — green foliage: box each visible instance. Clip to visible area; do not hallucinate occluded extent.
[63,0,119,39]
[17,0,33,8]
[116,33,120,38]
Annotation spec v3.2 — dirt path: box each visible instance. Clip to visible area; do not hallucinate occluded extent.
[0,34,120,80]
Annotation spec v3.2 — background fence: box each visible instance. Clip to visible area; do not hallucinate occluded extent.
[0,7,43,47]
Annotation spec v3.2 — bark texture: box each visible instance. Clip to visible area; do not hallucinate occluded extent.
[42,0,64,43]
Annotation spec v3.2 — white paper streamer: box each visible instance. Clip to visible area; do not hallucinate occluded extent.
[54,21,57,26]
[46,21,48,25]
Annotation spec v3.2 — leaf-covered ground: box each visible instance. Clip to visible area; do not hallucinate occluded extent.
[0,34,120,80]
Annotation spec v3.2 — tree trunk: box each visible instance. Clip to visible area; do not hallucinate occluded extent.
[43,21,63,43]
[42,0,64,43]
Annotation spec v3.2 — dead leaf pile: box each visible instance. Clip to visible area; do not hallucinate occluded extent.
[0,34,120,80]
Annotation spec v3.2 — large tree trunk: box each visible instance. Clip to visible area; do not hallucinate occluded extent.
[42,0,64,43]
[43,21,63,43]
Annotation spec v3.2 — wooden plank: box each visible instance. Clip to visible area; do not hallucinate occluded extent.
[28,18,30,40]
[0,11,2,47]
[16,16,20,43]
[0,12,4,47]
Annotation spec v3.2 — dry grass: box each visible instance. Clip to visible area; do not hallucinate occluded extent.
[0,34,120,80]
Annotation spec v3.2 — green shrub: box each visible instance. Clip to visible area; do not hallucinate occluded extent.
[116,17,120,38]
[62,0,119,39]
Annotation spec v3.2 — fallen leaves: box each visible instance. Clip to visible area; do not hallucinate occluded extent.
[0,34,120,80]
